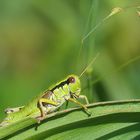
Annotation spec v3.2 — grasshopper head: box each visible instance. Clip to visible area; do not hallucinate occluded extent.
[67,74,81,97]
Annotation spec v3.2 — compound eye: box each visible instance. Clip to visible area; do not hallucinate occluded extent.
[68,76,75,83]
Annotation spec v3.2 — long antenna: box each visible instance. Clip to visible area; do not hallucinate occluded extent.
[79,53,100,78]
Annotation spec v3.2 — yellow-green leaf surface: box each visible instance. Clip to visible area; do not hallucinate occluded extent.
[0,100,140,140]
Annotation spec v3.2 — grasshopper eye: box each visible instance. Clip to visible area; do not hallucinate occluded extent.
[68,77,75,83]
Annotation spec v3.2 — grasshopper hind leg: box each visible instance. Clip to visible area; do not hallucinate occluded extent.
[37,91,59,123]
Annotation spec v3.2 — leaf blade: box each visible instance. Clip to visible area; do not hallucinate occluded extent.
[0,100,140,140]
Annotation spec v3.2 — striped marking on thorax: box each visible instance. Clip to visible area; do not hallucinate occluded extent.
[51,80,69,92]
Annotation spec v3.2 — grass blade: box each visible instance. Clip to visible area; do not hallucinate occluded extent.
[0,99,140,140]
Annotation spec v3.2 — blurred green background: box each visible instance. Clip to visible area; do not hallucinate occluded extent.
[0,0,140,120]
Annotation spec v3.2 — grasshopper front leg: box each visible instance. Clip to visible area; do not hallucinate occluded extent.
[78,95,89,104]
[65,95,89,109]
[68,97,91,116]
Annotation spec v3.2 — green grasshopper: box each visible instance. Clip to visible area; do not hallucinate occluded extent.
[0,74,91,127]
[0,53,99,127]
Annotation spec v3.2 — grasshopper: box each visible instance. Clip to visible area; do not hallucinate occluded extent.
[0,53,99,127]
[0,74,91,127]
[0,44,99,127]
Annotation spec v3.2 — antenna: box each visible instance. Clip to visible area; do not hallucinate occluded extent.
[79,53,100,78]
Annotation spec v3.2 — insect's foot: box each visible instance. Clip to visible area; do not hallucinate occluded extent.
[85,109,92,116]
[35,116,44,124]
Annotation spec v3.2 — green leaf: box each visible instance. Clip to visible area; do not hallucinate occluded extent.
[0,100,140,140]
